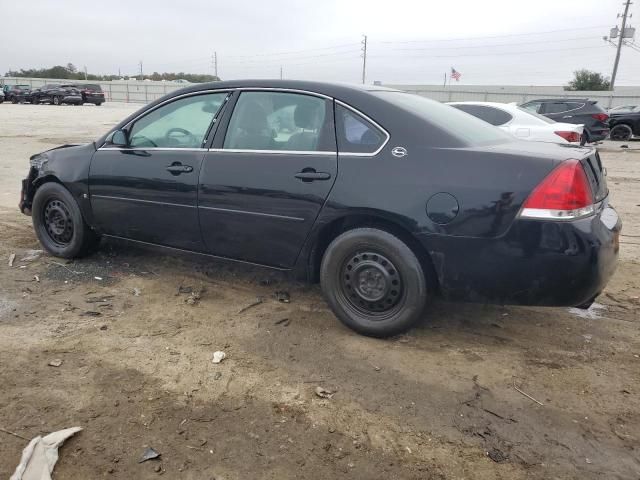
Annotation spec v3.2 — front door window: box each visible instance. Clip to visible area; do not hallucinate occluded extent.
[128,92,228,149]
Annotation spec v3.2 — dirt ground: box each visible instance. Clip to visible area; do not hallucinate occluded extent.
[0,103,639,480]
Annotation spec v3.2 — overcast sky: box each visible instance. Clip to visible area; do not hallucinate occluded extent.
[1,0,638,85]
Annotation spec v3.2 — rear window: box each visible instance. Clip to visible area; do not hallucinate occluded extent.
[81,84,102,92]
[450,104,513,126]
[374,91,511,146]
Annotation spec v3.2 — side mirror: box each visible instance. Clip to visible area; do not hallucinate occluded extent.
[111,129,128,147]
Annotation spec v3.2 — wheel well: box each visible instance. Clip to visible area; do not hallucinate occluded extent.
[308,214,439,293]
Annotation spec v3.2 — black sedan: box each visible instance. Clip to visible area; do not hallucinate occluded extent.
[3,84,32,103]
[31,84,83,105]
[19,80,621,337]
[607,107,640,140]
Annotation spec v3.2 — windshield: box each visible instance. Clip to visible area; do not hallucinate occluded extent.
[373,91,512,146]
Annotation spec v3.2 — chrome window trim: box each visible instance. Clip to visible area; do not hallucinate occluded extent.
[235,87,332,100]
[99,89,234,148]
[208,148,334,156]
[198,205,305,222]
[335,100,390,157]
[98,147,208,152]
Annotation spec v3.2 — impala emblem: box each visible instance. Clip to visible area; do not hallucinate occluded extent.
[391,146,407,158]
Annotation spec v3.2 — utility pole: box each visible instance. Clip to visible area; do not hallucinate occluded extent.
[361,34,368,84]
[611,0,633,91]
[118,68,121,78]
[280,66,283,80]
[212,52,218,78]
[139,60,143,79]
[83,65,88,80]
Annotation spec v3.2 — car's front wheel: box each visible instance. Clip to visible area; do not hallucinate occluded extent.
[52,96,62,106]
[320,227,429,337]
[32,182,100,258]
[610,124,633,141]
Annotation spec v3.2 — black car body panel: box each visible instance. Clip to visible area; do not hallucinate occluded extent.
[31,84,83,105]
[20,80,621,307]
[520,98,610,142]
[608,110,640,136]
[3,84,32,103]
[75,83,105,104]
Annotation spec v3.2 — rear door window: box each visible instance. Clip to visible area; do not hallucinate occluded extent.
[223,91,334,152]
[521,101,543,114]
[451,104,513,126]
[335,104,387,154]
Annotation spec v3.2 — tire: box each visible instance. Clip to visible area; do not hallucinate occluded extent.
[32,182,100,258]
[53,96,61,106]
[610,124,633,141]
[11,97,18,104]
[95,102,102,106]
[320,227,429,337]
[31,97,39,105]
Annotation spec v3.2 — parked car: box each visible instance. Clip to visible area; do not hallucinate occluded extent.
[18,80,620,337]
[3,84,32,103]
[30,84,83,105]
[74,83,105,105]
[448,101,584,144]
[608,104,638,113]
[520,98,609,143]
[607,108,640,140]
[0,91,4,103]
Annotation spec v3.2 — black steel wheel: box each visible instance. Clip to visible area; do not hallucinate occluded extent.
[610,124,633,141]
[320,227,429,337]
[32,182,100,258]
[339,251,405,318]
[43,199,74,246]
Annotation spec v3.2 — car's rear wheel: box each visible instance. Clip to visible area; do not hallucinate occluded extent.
[53,96,61,106]
[95,102,102,106]
[11,97,18,104]
[31,97,38,105]
[32,182,100,258]
[610,124,633,141]
[320,227,428,337]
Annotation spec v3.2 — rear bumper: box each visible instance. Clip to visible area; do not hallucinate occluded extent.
[83,94,105,103]
[587,128,610,142]
[418,203,621,306]
[62,96,83,104]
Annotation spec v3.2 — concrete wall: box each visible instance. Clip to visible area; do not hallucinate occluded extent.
[384,84,640,108]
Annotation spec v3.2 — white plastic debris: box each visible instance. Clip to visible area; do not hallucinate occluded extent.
[20,250,43,262]
[568,302,607,319]
[315,386,334,399]
[10,427,82,480]
[9,253,16,267]
[212,351,226,364]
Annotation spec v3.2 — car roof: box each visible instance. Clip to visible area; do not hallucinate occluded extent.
[173,79,402,98]
[523,98,589,102]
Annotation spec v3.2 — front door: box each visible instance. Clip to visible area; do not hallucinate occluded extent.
[89,92,228,251]
[198,90,338,268]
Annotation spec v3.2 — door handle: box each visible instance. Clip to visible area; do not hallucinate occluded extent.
[166,163,193,174]
[294,170,331,182]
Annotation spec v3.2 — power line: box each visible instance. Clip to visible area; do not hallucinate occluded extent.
[392,35,604,51]
[377,24,610,44]
[369,44,613,59]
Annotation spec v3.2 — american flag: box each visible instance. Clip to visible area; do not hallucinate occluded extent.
[451,67,461,81]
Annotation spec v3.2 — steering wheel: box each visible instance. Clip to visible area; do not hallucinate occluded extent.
[165,127,196,146]
[130,135,158,147]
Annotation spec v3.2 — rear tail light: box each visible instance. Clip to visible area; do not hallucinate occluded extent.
[554,131,581,143]
[520,159,595,220]
[591,113,608,122]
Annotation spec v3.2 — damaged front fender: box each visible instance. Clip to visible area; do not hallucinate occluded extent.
[19,143,97,224]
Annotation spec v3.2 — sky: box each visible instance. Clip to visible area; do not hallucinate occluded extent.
[0,0,638,86]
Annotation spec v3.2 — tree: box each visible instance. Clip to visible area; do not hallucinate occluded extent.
[565,70,611,91]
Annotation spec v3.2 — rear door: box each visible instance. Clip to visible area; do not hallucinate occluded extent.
[89,91,228,251]
[198,89,337,268]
